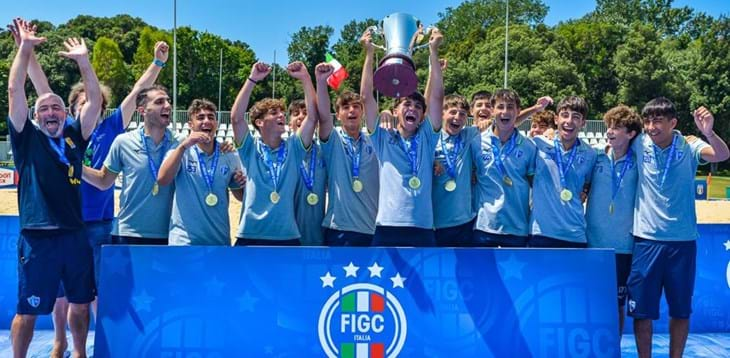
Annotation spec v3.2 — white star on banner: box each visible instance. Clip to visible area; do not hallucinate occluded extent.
[368,262,384,278]
[390,272,406,288]
[320,271,336,288]
[723,240,730,251]
[343,262,360,277]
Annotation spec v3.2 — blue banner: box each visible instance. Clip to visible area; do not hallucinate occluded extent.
[94,246,620,357]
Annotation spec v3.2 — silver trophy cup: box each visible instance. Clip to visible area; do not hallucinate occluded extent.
[368,13,434,98]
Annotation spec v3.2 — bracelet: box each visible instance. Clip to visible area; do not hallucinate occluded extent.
[247,77,258,84]
[153,59,166,68]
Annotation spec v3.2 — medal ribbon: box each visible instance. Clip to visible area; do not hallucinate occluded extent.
[553,138,579,190]
[490,130,517,180]
[298,145,317,191]
[194,141,220,194]
[440,132,462,179]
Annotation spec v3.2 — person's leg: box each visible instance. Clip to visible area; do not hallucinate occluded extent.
[11,314,37,358]
[615,253,632,335]
[669,318,689,358]
[67,303,90,358]
[86,220,113,320]
[626,238,666,358]
[51,294,69,357]
[633,319,653,358]
[664,240,696,358]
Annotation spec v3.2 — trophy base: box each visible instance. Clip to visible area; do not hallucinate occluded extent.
[374,55,418,98]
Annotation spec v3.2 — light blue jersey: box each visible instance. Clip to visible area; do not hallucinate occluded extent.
[236,131,306,240]
[320,128,379,234]
[632,132,709,241]
[168,143,241,246]
[293,138,327,246]
[370,117,440,229]
[530,136,597,243]
[432,126,479,229]
[105,126,179,238]
[586,146,638,253]
[472,128,537,236]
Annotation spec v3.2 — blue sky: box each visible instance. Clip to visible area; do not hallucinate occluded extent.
[4,0,728,63]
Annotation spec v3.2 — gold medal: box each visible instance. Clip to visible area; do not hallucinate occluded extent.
[306,192,319,205]
[270,191,280,204]
[152,183,159,196]
[408,176,421,189]
[444,180,456,192]
[68,165,74,178]
[560,188,573,202]
[205,193,218,206]
[503,176,513,186]
[352,179,363,193]
[609,202,614,215]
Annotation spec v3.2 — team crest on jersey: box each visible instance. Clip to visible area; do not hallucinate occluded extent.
[366,145,373,155]
[577,155,585,165]
[515,149,523,159]
[27,295,40,308]
[676,150,684,160]
[318,262,408,358]
[596,165,604,173]
[220,165,230,176]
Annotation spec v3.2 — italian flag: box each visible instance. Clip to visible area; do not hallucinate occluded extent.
[326,53,348,90]
[340,291,385,358]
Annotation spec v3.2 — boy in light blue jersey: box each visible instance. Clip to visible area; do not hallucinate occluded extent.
[315,65,379,246]
[230,61,317,245]
[585,105,642,334]
[627,97,729,358]
[84,85,179,245]
[287,99,327,246]
[529,96,597,247]
[360,28,444,247]
[472,89,537,247]
[158,99,243,246]
[432,94,478,246]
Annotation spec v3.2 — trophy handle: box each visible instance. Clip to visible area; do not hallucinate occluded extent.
[365,25,388,51]
[413,26,437,51]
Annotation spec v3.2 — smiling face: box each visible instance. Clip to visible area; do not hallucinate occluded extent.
[140,89,172,129]
[34,94,67,138]
[394,97,425,136]
[556,109,585,143]
[442,106,468,135]
[337,102,363,136]
[492,99,519,135]
[256,108,287,137]
[643,115,676,146]
[189,108,218,139]
[288,107,306,132]
[471,98,492,126]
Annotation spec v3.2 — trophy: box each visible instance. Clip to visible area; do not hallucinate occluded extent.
[367,13,435,98]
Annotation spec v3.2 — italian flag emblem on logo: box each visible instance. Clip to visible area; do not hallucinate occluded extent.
[340,291,385,358]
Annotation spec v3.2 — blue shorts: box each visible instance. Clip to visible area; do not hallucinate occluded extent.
[528,235,587,248]
[615,253,632,306]
[324,229,373,246]
[627,237,696,320]
[472,230,528,248]
[372,226,436,247]
[17,229,95,315]
[235,238,301,246]
[435,220,474,247]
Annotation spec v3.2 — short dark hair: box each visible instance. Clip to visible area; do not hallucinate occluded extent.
[335,91,364,112]
[288,99,306,114]
[136,85,169,108]
[187,98,217,119]
[556,96,588,118]
[394,91,427,112]
[470,90,492,108]
[443,94,469,112]
[490,89,521,108]
[641,97,677,120]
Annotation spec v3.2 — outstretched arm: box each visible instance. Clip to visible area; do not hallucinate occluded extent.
[288,61,317,148]
[60,37,102,140]
[231,62,271,145]
[359,30,378,133]
[7,17,46,133]
[314,62,334,141]
[426,29,444,131]
[516,96,553,125]
[121,41,169,127]
[8,19,51,96]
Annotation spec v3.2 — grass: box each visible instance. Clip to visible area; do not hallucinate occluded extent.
[697,175,730,199]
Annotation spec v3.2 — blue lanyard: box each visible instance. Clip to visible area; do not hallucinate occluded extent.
[47,136,70,167]
[609,147,633,202]
[396,132,419,176]
[194,141,220,193]
[439,132,462,179]
[257,139,288,192]
[489,130,517,180]
[652,134,678,188]
[83,127,101,166]
[139,128,169,181]
[343,131,362,178]
[298,145,317,191]
[554,138,579,189]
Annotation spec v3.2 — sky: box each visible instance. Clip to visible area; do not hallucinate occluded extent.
[3,0,728,63]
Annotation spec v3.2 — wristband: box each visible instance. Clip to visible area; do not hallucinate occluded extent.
[248,77,258,84]
[153,59,166,68]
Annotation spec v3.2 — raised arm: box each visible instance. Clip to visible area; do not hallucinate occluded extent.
[8,19,52,96]
[694,106,730,163]
[7,18,46,133]
[60,37,102,140]
[424,58,447,103]
[121,41,169,127]
[314,62,335,141]
[231,62,271,145]
[426,29,444,131]
[359,30,378,133]
[516,96,553,125]
[157,132,210,185]
[288,61,317,148]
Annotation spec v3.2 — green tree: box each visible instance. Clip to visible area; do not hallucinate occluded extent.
[287,25,334,79]
[92,36,131,105]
